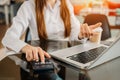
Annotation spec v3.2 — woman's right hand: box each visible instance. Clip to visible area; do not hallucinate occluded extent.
[21,44,51,63]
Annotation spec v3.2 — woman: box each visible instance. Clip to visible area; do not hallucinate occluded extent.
[2,0,101,80]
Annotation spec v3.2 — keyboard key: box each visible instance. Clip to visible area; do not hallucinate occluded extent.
[67,46,107,64]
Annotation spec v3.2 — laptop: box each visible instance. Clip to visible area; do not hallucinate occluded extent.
[49,36,120,70]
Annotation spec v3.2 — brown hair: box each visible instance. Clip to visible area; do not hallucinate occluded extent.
[35,0,71,39]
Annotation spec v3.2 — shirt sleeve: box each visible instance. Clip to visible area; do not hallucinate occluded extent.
[66,0,81,41]
[2,1,31,53]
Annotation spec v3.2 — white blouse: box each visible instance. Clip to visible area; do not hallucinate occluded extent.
[2,0,81,53]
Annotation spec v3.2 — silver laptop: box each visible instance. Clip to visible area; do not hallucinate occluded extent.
[49,36,120,70]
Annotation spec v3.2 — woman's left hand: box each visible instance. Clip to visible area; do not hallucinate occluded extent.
[79,22,102,39]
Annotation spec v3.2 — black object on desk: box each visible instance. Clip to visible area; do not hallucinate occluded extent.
[29,58,55,74]
[27,58,59,80]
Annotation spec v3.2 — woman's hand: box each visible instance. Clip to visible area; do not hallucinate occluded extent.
[21,44,51,63]
[79,22,102,39]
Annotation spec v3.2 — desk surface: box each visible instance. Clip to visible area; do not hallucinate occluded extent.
[1,39,119,80]
[0,39,115,69]
[28,40,81,53]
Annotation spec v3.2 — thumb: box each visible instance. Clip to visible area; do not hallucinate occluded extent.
[90,22,102,29]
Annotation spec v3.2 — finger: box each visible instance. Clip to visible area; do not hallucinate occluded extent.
[78,33,83,39]
[85,24,93,38]
[43,51,51,58]
[82,24,86,38]
[81,24,85,38]
[84,24,90,37]
[32,48,39,61]
[38,47,45,63]
[90,22,102,29]
[79,25,83,38]
[25,53,30,61]
[26,51,33,61]
[80,24,83,37]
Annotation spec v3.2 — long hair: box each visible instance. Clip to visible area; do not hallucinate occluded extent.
[35,0,71,39]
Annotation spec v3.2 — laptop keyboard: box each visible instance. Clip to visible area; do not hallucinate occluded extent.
[67,46,107,64]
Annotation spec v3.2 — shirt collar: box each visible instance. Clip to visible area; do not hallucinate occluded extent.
[46,0,61,9]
